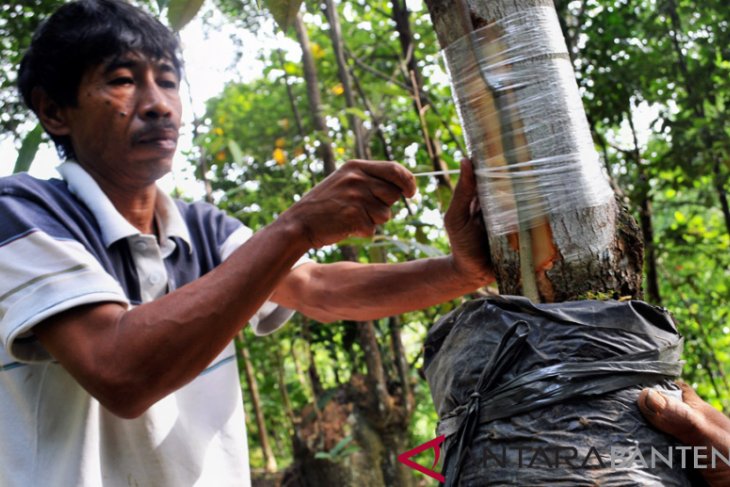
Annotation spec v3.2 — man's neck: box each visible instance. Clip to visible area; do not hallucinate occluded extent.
[82,166,159,236]
[103,184,158,236]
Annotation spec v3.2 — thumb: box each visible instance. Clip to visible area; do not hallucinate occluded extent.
[638,388,703,445]
[446,159,477,222]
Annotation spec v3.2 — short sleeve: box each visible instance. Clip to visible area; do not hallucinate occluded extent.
[0,184,129,363]
[219,225,312,336]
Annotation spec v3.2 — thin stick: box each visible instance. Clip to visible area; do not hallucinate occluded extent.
[413,169,461,178]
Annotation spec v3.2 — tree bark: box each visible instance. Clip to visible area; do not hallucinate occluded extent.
[323,0,368,159]
[236,332,278,473]
[320,7,415,484]
[273,340,297,428]
[626,109,662,304]
[391,0,454,193]
[423,0,644,302]
[294,13,337,175]
[389,316,414,416]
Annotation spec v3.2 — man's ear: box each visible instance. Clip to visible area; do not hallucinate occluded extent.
[31,87,71,137]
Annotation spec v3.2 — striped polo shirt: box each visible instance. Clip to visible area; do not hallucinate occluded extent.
[0,162,299,486]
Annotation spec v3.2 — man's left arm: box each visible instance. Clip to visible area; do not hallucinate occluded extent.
[272,159,494,322]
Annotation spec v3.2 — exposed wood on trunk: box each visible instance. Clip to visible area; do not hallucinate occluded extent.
[423,0,644,302]
[236,332,278,473]
[294,13,337,175]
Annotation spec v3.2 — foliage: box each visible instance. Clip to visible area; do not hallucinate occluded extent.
[212,0,730,470]
[314,434,359,460]
[13,123,43,173]
[557,0,730,409]
[2,0,729,477]
[168,0,206,31]
[0,1,65,138]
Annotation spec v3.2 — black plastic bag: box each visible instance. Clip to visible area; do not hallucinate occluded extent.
[423,296,695,486]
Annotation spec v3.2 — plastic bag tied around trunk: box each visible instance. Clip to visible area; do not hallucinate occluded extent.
[442,7,613,241]
[423,297,693,486]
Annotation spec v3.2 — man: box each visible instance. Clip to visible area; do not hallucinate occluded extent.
[0,1,493,485]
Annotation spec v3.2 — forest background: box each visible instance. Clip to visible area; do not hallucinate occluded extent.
[1,0,729,482]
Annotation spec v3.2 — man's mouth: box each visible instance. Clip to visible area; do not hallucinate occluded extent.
[133,128,179,151]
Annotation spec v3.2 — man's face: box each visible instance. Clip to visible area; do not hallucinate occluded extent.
[60,52,182,186]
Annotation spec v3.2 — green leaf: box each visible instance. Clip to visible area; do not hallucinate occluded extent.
[344,107,369,121]
[329,435,353,456]
[13,124,43,174]
[263,0,303,32]
[228,140,245,165]
[167,0,205,32]
[156,0,170,12]
[314,451,332,460]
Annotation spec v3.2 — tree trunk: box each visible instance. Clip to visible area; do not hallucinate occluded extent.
[626,109,662,305]
[391,0,454,193]
[288,13,414,483]
[389,316,414,416]
[323,0,368,159]
[294,13,337,175]
[273,340,297,428]
[236,332,278,474]
[423,0,643,302]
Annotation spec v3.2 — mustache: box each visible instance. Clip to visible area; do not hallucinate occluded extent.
[131,121,179,144]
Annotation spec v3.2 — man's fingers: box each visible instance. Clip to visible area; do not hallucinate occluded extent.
[363,200,392,226]
[638,388,701,445]
[678,381,709,408]
[346,160,417,198]
[367,178,405,207]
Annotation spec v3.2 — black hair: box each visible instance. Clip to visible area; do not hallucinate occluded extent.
[17,0,183,160]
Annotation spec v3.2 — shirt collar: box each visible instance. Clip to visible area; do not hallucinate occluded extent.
[57,161,192,253]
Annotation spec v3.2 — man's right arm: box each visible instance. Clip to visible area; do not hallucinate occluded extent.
[33,160,416,418]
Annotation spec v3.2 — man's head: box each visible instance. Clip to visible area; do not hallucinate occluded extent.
[18,0,183,162]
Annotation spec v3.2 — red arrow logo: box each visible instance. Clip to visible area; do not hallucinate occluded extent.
[397,435,446,482]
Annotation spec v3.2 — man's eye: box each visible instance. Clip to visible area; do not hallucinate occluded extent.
[159,79,178,89]
[110,77,134,86]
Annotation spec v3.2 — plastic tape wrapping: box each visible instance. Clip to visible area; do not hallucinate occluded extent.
[423,297,688,486]
[442,7,614,236]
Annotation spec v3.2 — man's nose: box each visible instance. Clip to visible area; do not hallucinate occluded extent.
[138,83,172,120]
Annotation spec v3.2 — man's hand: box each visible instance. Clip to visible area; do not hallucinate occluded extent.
[444,159,493,287]
[638,382,730,486]
[281,160,416,248]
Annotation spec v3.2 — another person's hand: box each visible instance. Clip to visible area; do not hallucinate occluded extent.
[444,158,493,286]
[281,160,416,249]
[638,382,730,486]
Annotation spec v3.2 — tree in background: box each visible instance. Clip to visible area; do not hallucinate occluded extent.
[2,0,729,484]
